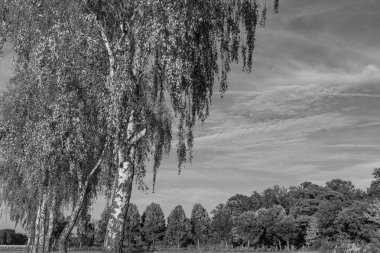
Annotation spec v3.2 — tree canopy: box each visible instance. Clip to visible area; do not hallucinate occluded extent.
[0,0,280,252]
[190,203,211,248]
[142,203,166,247]
[165,205,191,249]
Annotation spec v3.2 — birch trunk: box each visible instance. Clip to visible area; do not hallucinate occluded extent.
[32,193,47,253]
[38,198,47,253]
[103,149,134,253]
[44,196,56,252]
[57,155,104,253]
[104,114,145,252]
[27,225,33,253]
[31,201,41,253]
[57,185,87,253]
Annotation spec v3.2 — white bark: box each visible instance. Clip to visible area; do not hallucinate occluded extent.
[104,150,134,253]
[38,195,48,253]
[104,120,146,252]
[26,227,32,253]
[31,203,41,253]
[44,195,56,252]
[32,193,47,253]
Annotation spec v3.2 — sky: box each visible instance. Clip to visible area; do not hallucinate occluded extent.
[1,0,380,230]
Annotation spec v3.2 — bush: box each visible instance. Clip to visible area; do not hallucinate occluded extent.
[13,233,28,245]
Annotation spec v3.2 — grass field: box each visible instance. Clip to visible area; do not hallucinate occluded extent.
[0,250,317,253]
[0,250,318,253]
[0,245,318,253]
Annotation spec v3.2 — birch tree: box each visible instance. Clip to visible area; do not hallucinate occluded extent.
[0,69,69,253]
[0,1,279,252]
[0,26,108,252]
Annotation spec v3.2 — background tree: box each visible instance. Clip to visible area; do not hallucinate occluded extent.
[335,201,380,243]
[305,217,319,250]
[225,194,255,218]
[165,205,191,249]
[262,185,290,211]
[77,213,95,247]
[255,205,285,249]
[315,200,343,240]
[142,203,166,248]
[51,212,69,249]
[190,203,211,248]
[275,215,298,250]
[368,168,380,199]
[365,201,380,245]
[326,179,364,201]
[294,215,312,247]
[123,203,141,248]
[211,204,233,248]
[249,191,263,211]
[94,208,111,245]
[235,211,264,247]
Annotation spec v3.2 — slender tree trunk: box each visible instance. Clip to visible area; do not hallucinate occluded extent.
[57,186,87,253]
[197,238,199,249]
[38,198,48,253]
[278,240,281,251]
[44,196,56,252]
[104,148,135,253]
[32,193,47,253]
[286,240,289,250]
[31,200,42,253]
[56,151,104,253]
[78,214,85,248]
[27,223,34,253]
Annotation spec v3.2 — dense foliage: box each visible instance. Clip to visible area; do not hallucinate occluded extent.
[3,170,380,253]
[0,0,279,252]
[85,170,380,252]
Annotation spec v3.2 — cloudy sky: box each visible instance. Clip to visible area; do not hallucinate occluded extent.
[1,0,380,229]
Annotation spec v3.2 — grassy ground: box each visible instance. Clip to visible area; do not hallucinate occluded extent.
[0,250,319,253]
[0,245,318,253]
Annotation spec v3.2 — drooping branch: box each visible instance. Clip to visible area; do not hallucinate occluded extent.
[95,19,116,79]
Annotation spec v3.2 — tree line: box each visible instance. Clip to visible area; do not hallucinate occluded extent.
[0,1,279,253]
[64,169,380,252]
